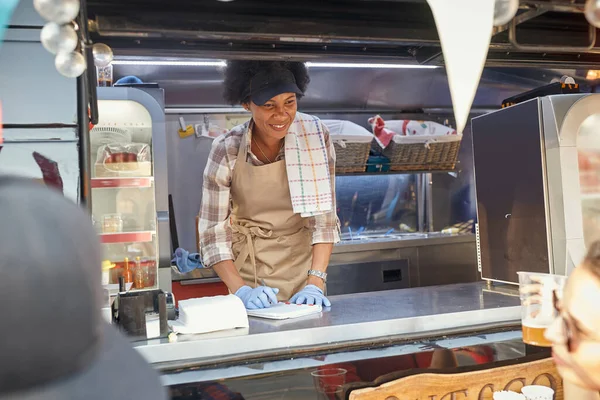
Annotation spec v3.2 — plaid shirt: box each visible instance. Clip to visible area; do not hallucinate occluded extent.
[199,118,341,268]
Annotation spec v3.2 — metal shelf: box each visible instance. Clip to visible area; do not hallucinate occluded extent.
[91,177,154,189]
[99,231,156,244]
[337,169,457,177]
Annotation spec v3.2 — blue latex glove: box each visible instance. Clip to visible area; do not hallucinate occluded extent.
[289,285,331,307]
[235,285,280,310]
[171,247,203,273]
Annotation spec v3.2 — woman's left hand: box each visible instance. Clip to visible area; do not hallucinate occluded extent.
[289,284,331,307]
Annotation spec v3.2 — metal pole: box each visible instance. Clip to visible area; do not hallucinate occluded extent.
[76,0,96,212]
[77,73,92,213]
[416,174,425,233]
[426,173,434,232]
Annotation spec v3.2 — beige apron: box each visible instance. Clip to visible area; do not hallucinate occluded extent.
[230,132,313,301]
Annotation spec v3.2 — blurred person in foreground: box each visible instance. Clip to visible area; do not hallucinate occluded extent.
[0,176,167,400]
[545,241,600,398]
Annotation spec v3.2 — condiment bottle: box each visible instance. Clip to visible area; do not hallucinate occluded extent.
[124,257,133,284]
[134,256,143,289]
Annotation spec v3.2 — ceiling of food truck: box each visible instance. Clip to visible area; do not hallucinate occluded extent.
[110,59,579,110]
[86,0,600,68]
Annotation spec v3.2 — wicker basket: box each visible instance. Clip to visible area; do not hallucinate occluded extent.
[369,117,462,171]
[377,137,461,171]
[322,119,374,174]
[333,141,371,173]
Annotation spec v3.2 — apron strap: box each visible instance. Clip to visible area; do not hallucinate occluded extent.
[231,218,273,288]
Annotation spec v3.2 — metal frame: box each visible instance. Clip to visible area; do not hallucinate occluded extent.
[473,94,599,281]
[508,16,597,53]
[541,94,597,274]
[76,0,98,211]
[471,99,554,284]
[88,0,600,68]
[161,329,522,385]
[425,172,434,232]
[134,282,520,368]
[96,87,172,292]
[77,72,92,211]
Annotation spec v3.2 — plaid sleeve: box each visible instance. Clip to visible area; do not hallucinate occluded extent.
[309,122,341,244]
[198,135,235,267]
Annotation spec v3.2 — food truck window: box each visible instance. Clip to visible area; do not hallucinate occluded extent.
[577,113,600,246]
[195,112,421,239]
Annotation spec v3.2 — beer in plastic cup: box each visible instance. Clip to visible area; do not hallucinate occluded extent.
[517,271,567,347]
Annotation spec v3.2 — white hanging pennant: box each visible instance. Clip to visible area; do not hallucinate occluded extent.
[426,0,495,134]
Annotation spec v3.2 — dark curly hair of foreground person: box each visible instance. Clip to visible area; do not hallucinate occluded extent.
[222,60,310,105]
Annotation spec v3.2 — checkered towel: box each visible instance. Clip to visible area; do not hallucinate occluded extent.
[285,112,333,217]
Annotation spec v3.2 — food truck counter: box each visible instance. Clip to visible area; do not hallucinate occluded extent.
[134,281,520,374]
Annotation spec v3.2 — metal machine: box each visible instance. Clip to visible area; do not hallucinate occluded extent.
[472,94,600,284]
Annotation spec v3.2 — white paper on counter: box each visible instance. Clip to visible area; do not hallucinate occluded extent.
[247,302,322,320]
[426,0,495,134]
[175,294,249,334]
[169,320,249,336]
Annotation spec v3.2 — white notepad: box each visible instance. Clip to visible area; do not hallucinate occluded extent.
[247,302,323,320]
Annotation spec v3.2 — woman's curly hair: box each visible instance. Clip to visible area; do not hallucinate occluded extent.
[222,60,310,105]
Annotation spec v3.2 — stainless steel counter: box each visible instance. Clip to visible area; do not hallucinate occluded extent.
[172,233,476,283]
[331,232,474,253]
[135,282,520,369]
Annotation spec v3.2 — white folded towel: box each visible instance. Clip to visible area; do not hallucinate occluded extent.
[172,295,249,335]
[285,112,333,217]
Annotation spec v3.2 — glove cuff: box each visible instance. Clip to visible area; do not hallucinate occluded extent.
[306,284,323,294]
[234,285,251,297]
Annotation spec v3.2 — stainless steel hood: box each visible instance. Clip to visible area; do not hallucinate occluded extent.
[87,0,600,68]
[112,61,566,110]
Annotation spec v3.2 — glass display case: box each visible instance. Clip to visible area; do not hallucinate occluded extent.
[91,87,170,292]
[336,174,418,237]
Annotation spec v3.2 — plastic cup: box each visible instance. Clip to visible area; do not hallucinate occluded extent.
[521,385,554,400]
[311,368,346,400]
[517,271,567,347]
[493,391,526,400]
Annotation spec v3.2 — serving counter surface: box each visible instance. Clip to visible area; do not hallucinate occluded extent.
[135,282,520,370]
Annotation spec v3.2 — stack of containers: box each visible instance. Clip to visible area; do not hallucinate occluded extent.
[322,119,374,174]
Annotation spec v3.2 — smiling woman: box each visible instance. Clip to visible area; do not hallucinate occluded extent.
[198,60,341,310]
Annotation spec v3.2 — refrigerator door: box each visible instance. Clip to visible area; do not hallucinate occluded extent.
[472,99,551,284]
[473,93,600,284]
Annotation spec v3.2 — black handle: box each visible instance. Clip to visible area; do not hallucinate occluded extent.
[383,269,403,283]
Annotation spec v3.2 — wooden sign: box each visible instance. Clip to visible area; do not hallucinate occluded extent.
[349,357,562,400]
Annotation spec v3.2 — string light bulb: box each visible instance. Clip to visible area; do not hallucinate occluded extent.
[40,22,78,55]
[55,51,86,78]
[92,43,114,67]
[493,0,519,26]
[33,0,80,25]
[585,0,600,28]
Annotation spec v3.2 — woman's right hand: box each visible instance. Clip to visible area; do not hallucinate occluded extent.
[234,285,279,309]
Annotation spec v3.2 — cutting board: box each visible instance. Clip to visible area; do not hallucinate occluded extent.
[247,303,322,320]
